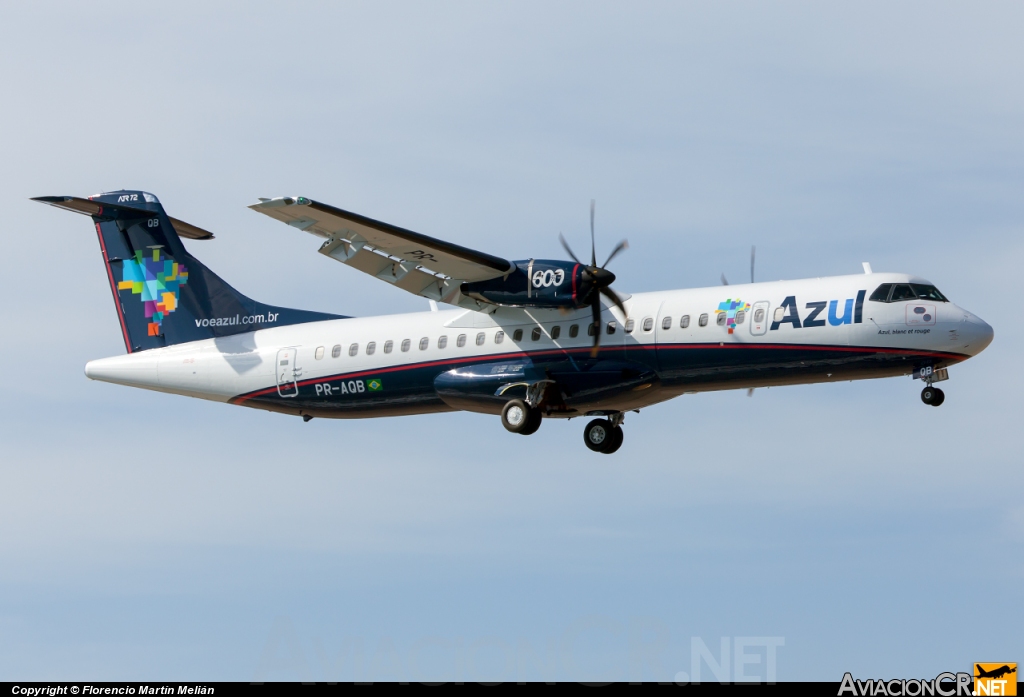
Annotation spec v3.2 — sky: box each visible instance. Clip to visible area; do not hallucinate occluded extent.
[0,0,1021,683]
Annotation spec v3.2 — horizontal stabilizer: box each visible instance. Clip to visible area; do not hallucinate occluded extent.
[32,196,214,240]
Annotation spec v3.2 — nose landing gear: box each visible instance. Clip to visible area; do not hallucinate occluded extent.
[914,366,949,407]
[583,414,624,454]
[921,386,945,407]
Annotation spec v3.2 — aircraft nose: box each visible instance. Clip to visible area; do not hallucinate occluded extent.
[963,313,994,355]
[972,316,994,352]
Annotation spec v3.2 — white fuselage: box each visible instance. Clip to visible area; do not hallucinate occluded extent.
[84,273,994,419]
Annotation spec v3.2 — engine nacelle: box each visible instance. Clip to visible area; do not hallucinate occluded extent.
[461,259,584,309]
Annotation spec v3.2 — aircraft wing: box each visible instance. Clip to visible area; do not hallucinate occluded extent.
[249,196,514,305]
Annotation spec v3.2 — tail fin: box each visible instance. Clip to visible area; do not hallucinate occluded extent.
[34,190,343,352]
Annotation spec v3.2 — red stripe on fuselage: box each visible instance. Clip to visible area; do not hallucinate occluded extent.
[230,342,967,404]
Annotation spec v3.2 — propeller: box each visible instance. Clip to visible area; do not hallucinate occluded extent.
[750,245,756,284]
[559,200,628,357]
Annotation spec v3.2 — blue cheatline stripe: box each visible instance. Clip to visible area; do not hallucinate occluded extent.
[231,342,968,404]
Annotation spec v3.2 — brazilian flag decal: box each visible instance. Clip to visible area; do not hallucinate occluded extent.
[367,378,383,392]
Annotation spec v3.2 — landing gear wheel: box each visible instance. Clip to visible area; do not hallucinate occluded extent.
[502,399,541,434]
[603,426,624,454]
[520,406,543,435]
[584,419,611,452]
[921,386,945,407]
[584,419,623,453]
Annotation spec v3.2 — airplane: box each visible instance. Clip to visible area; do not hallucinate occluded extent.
[33,190,994,454]
[976,665,1016,680]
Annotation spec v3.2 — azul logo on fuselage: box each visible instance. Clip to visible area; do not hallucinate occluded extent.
[770,291,866,331]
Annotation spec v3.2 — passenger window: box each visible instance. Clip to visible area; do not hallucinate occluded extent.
[662,316,672,330]
[438,335,448,349]
[890,284,916,301]
[869,284,893,302]
[331,344,342,358]
[569,324,579,338]
[419,337,429,350]
[625,319,635,333]
[588,322,598,337]
[401,339,411,352]
[494,331,505,344]
[383,340,393,354]
[531,327,541,341]
[735,310,745,324]
[716,313,726,326]
[476,332,486,346]
[513,329,523,341]
[456,334,467,348]
[366,341,376,355]
[699,313,709,327]
[348,343,359,356]
[773,307,785,322]
[315,346,325,360]
[606,321,617,334]
[642,317,654,332]
[551,325,561,340]
[680,315,690,329]
[909,284,948,302]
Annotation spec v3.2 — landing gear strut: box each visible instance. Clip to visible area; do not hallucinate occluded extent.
[583,416,624,454]
[502,398,542,435]
[921,386,945,407]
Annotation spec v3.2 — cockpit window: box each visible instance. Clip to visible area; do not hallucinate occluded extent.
[869,282,949,303]
[889,284,917,302]
[869,284,893,302]
[909,284,948,302]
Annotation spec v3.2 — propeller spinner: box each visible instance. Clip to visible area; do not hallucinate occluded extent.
[559,200,628,357]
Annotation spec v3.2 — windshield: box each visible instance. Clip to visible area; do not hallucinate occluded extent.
[868,282,949,303]
[909,284,948,302]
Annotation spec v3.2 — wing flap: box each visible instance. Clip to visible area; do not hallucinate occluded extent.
[251,196,513,306]
[249,196,512,283]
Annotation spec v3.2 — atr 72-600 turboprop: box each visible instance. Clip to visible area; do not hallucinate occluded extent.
[35,190,993,454]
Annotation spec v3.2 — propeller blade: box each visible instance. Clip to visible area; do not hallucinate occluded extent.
[590,298,602,357]
[602,239,629,268]
[721,273,729,286]
[750,245,756,284]
[559,233,582,265]
[600,286,627,317]
[589,199,596,267]
[747,388,755,397]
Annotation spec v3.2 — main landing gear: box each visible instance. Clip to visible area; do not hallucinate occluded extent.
[583,414,624,454]
[501,398,542,435]
[921,386,945,407]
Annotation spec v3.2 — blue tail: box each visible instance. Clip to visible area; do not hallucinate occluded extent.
[34,190,343,352]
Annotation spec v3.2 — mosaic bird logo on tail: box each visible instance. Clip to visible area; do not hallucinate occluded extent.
[117,247,189,336]
[716,298,750,334]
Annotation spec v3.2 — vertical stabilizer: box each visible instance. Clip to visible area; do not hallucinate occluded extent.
[34,190,343,352]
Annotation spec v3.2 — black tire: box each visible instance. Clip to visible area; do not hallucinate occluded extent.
[519,407,543,435]
[502,399,533,434]
[931,387,945,407]
[601,426,624,454]
[584,419,612,452]
[921,387,936,405]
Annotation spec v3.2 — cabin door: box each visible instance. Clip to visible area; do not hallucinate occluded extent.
[276,347,299,398]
